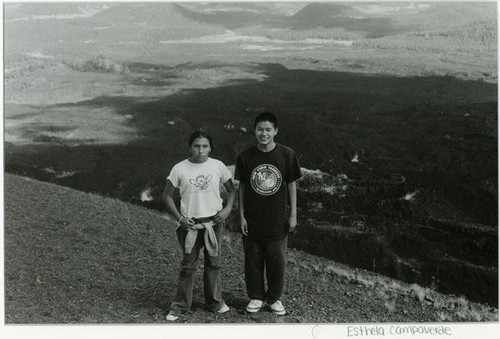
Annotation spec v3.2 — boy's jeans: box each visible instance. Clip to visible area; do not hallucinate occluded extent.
[243,234,288,304]
[169,222,225,315]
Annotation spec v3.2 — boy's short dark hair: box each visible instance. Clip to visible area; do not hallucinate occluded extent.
[254,111,278,129]
[188,129,214,151]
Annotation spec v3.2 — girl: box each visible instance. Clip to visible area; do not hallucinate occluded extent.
[163,130,235,321]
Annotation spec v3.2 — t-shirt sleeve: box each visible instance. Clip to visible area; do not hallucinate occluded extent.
[167,165,180,188]
[286,150,302,184]
[219,161,233,183]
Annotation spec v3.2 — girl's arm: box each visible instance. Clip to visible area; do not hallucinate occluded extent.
[163,180,194,229]
[214,179,236,223]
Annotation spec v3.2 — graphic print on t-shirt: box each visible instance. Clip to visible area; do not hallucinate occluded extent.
[250,164,282,196]
[189,174,212,190]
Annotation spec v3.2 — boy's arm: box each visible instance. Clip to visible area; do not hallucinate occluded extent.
[239,182,248,235]
[287,181,298,233]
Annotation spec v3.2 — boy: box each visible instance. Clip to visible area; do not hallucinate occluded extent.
[235,111,302,315]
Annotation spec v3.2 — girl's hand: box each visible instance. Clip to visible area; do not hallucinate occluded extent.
[180,217,195,230]
[214,207,230,224]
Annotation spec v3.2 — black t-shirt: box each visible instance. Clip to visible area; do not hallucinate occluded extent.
[235,143,302,240]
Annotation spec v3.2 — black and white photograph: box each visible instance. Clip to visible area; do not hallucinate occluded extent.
[1,0,498,337]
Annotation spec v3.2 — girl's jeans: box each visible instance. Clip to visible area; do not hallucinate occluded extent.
[169,222,225,315]
[243,234,288,304]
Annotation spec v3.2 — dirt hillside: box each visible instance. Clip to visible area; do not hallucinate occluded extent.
[3,173,497,324]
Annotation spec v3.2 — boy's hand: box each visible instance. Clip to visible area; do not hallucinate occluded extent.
[288,215,297,233]
[240,216,248,236]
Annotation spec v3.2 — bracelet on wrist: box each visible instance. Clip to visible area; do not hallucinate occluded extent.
[178,216,184,224]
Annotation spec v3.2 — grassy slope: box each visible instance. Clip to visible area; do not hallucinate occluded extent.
[3,174,497,324]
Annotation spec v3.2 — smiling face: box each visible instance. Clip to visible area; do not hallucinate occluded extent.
[189,137,211,163]
[255,120,278,148]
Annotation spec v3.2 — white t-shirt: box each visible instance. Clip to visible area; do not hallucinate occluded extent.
[167,157,232,218]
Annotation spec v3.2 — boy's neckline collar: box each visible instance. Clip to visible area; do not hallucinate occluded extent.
[256,142,277,153]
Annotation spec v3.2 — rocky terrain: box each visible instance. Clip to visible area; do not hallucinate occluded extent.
[4,174,498,325]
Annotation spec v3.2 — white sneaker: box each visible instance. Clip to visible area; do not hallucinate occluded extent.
[166,312,179,321]
[269,300,286,315]
[217,303,230,314]
[245,299,264,313]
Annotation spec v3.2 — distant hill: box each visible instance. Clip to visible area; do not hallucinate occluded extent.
[90,3,190,26]
[4,2,496,45]
[85,3,227,40]
[285,2,400,37]
[395,2,497,32]
[172,2,283,29]
[292,2,362,21]
[3,2,227,54]
[283,1,496,39]
[179,2,307,17]
[5,3,85,17]
[4,2,110,20]
[421,2,497,24]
